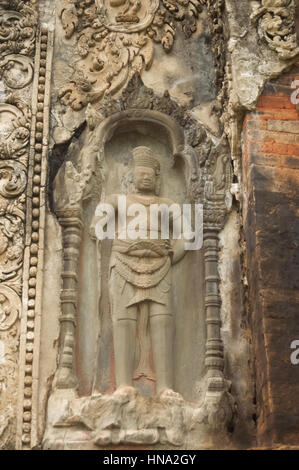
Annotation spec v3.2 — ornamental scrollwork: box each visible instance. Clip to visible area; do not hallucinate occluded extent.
[0,284,21,331]
[58,0,203,109]
[251,0,299,60]
[0,96,31,165]
[0,2,37,59]
[0,54,33,89]
[0,96,30,309]
[0,196,25,285]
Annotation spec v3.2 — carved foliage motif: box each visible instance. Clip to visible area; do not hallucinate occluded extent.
[0,0,36,310]
[0,97,30,294]
[0,323,19,448]
[0,97,31,164]
[0,285,21,331]
[251,0,299,59]
[0,0,37,449]
[58,0,203,109]
[0,2,37,57]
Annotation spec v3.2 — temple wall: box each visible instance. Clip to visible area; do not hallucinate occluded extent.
[0,0,298,450]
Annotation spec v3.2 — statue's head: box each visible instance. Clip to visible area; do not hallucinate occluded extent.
[133,146,160,194]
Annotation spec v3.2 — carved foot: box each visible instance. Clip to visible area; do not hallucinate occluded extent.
[94,430,112,447]
[54,367,78,390]
[113,385,138,403]
[159,388,184,404]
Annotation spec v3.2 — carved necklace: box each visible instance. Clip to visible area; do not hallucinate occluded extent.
[131,193,158,206]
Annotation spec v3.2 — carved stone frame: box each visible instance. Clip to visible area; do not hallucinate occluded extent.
[51,75,236,440]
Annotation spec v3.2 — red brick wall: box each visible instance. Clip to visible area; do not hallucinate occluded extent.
[243,66,299,448]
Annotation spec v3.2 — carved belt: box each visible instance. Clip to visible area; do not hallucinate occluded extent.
[113,253,171,288]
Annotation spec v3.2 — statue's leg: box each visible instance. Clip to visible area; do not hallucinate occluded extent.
[109,268,138,388]
[150,303,174,394]
[113,312,137,389]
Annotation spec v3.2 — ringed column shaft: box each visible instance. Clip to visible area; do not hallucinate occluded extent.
[204,230,224,377]
[56,215,83,388]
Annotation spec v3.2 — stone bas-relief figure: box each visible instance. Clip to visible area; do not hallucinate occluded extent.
[44,76,236,449]
[91,146,186,399]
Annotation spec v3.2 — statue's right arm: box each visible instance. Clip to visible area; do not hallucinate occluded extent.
[89,194,119,240]
[104,194,118,211]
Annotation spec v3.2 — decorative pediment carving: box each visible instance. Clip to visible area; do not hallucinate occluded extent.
[58,0,203,109]
[96,0,160,32]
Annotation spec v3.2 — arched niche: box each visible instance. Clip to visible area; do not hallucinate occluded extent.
[71,112,205,400]
[48,77,235,448]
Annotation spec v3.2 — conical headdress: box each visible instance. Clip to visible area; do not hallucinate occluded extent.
[133,146,160,174]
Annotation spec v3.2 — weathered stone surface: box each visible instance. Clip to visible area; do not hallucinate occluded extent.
[243,65,299,447]
[0,0,298,451]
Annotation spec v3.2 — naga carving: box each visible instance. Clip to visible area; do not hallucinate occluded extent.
[58,0,203,109]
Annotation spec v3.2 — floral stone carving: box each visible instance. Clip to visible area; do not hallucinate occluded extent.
[58,0,203,109]
[251,0,299,60]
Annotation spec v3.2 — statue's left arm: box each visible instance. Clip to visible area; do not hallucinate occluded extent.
[171,238,186,265]
[171,210,187,265]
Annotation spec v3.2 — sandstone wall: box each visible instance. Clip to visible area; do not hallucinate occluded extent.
[0,0,298,450]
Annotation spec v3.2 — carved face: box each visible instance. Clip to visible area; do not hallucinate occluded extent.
[134,166,156,193]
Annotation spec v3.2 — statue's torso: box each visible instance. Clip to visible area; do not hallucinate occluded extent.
[109,193,176,302]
